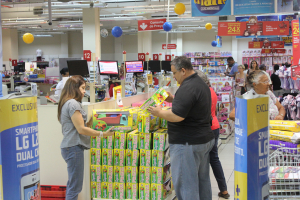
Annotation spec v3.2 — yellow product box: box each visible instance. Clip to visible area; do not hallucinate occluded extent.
[91,135,101,149]
[139,132,152,150]
[91,182,101,198]
[102,135,114,149]
[153,129,167,151]
[102,165,113,183]
[150,184,164,200]
[129,108,139,130]
[91,165,101,183]
[151,167,164,184]
[126,183,138,200]
[125,166,138,183]
[139,166,151,184]
[140,87,169,113]
[90,148,101,165]
[270,120,300,132]
[93,110,132,133]
[160,118,168,129]
[101,182,113,199]
[114,166,125,183]
[151,150,164,168]
[113,183,126,200]
[139,183,151,200]
[102,149,113,166]
[140,149,151,167]
[139,113,160,133]
[137,112,144,132]
[113,149,125,167]
[114,132,127,150]
[127,130,139,150]
[125,149,139,167]
[269,130,296,143]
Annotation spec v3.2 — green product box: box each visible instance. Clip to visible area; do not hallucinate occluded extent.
[160,118,168,129]
[127,130,139,150]
[102,149,113,166]
[151,150,164,168]
[139,183,151,200]
[91,136,101,149]
[137,112,143,132]
[153,129,167,151]
[101,182,113,199]
[114,166,125,183]
[151,184,164,200]
[151,167,164,184]
[126,183,138,200]
[102,135,114,149]
[90,148,101,165]
[125,149,139,167]
[139,166,151,184]
[91,165,101,183]
[114,132,126,150]
[125,166,138,183]
[102,165,113,183]
[113,149,125,167]
[91,182,101,198]
[113,183,126,200]
[140,87,169,113]
[140,149,151,167]
[139,132,152,150]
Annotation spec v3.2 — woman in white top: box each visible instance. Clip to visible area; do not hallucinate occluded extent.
[235,65,246,96]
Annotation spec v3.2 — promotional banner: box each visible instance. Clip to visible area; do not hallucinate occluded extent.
[291,65,300,80]
[277,0,300,13]
[261,49,286,54]
[0,96,40,200]
[279,15,296,46]
[234,0,275,15]
[248,41,284,49]
[218,21,289,36]
[234,96,269,200]
[191,0,231,17]
[216,35,222,47]
[292,20,299,65]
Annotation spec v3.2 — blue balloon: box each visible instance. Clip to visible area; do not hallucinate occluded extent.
[211,41,217,47]
[111,26,123,38]
[163,22,172,32]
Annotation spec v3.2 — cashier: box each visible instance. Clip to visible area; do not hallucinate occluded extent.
[55,68,69,98]
[229,70,285,121]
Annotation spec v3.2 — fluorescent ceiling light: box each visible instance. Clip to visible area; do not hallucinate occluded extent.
[34,35,53,37]
[100,16,144,21]
[33,32,65,34]
[43,3,106,8]
[176,26,206,30]
[124,9,170,12]
[124,4,175,8]
[101,0,144,2]
[59,21,83,23]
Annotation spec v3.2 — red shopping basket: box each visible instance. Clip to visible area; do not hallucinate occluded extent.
[41,185,66,200]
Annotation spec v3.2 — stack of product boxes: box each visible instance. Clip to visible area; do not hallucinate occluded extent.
[90,88,173,200]
[210,77,234,140]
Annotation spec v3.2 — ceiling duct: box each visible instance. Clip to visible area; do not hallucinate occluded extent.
[33,7,43,15]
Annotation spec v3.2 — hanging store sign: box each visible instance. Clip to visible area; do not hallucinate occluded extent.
[191,0,231,17]
[234,0,275,15]
[162,44,176,50]
[248,41,285,49]
[138,19,166,32]
[292,20,299,65]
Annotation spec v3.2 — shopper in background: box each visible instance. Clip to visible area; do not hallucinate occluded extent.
[235,65,247,95]
[243,64,249,76]
[55,68,69,99]
[148,56,215,200]
[225,57,238,78]
[248,60,259,74]
[271,64,283,97]
[119,63,125,80]
[196,70,230,199]
[259,64,273,91]
[229,70,286,121]
[57,75,114,200]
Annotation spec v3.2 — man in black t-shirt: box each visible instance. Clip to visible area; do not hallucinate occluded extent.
[148,56,215,200]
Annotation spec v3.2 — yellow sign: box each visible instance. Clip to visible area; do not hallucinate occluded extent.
[147,74,152,85]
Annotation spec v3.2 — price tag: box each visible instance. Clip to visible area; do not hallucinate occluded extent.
[227,23,241,34]
[222,94,230,102]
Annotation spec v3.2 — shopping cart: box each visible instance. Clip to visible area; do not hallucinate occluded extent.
[269,143,300,200]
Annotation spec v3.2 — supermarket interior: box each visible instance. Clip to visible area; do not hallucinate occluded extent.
[1,0,300,200]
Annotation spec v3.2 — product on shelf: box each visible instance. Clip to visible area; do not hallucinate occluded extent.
[91,135,101,149]
[269,140,300,154]
[91,148,101,165]
[151,150,164,168]
[126,183,138,199]
[91,165,101,183]
[113,166,125,183]
[269,130,300,143]
[153,129,167,151]
[101,182,113,199]
[127,130,139,150]
[270,120,300,132]
[150,184,164,200]
[113,149,125,167]
[102,165,113,183]
[139,183,151,200]
[140,149,151,167]
[114,132,127,150]
[113,183,126,199]
[151,167,164,184]
[126,149,139,167]
[125,166,138,183]
[102,149,113,166]
[139,166,151,184]
[102,135,114,149]
[139,132,152,150]
[91,182,101,198]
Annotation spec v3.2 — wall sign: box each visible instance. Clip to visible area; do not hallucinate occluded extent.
[234,0,275,15]
[192,0,231,17]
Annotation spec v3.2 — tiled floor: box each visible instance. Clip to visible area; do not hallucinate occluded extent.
[211,136,235,200]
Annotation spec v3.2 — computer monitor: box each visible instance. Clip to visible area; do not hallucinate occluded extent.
[17,62,25,72]
[125,61,144,73]
[67,60,90,77]
[148,61,161,72]
[98,61,119,76]
[37,62,49,69]
[162,61,171,71]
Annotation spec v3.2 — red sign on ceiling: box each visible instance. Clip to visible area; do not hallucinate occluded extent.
[162,44,177,50]
[138,18,166,31]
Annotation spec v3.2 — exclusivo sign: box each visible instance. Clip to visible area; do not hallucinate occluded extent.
[192,0,231,17]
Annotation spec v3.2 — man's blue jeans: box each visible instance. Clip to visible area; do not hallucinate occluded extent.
[61,145,85,200]
[170,139,215,200]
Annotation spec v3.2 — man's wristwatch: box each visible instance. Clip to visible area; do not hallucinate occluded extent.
[280,113,284,118]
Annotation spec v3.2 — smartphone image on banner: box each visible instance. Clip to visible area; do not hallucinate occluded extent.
[21,169,40,200]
